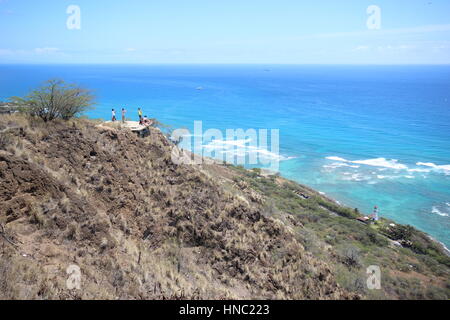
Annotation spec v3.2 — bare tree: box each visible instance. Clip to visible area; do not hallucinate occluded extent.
[11,79,95,121]
[340,246,361,268]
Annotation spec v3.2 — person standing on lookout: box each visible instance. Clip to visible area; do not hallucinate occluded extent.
[138,108,143,125]
[122,108,126,123]
[111,109,117,122]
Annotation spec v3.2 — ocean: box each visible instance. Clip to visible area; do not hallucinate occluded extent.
[1,64,449,248]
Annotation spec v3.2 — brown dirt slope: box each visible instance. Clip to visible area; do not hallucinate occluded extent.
[0,115,356,300]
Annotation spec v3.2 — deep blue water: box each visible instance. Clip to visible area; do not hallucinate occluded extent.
[1,64,449,248]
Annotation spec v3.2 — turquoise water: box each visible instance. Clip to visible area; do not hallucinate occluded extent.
[1,64,449,248]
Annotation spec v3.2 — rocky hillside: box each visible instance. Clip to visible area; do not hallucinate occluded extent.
[0,114,449,300]
[0,102,20,115]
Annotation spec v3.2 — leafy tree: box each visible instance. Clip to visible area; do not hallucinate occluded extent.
[11,79,95,121]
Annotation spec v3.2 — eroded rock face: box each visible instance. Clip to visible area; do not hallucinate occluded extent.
[0,117,355,300]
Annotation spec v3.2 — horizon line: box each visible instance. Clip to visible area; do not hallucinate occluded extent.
[1,62,450,66]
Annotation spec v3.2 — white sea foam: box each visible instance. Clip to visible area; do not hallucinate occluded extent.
[326,156,348,162]
[441,243,450,256]
[407,168,431,173]
[417,162,450,174]
[351,158,408,170]
[203,139,252,149]
[326,156,450,176]
[417,162,436,167]
[425,235,450,256]
[431,206,449,217]
[323,162,360,169]
[326,156,408,170]
[203,139,295,162]
[342,173,370,182]
[249,145,296,161]
[376,174,408,180]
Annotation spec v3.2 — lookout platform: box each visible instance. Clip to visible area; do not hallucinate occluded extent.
[101,120,154,137]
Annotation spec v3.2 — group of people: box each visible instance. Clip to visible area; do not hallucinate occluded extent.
[111,107,151,126]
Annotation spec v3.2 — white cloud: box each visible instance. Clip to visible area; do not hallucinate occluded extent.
[353,44,417,53]
[354,45,370,51]
[34,47,61,54]
[288,24,450,42]
[376,45,416,52]
[0,47,63,59]
[0,48,13,55]
[432,41,450,50]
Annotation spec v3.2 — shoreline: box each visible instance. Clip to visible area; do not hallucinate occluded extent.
[162,129,450,257]
[164,135,450,256]
[95,116,450,255]
[3,109,448,254]
[1,113,449,299]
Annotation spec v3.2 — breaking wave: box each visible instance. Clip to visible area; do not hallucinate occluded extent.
[325,156,450,176]
[325,156,408,170]
[416,162,450,175]
[431,206,450,217]
[202,139,296,162]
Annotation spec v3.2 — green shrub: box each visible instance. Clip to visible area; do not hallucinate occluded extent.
[10,79,95,122]
[315,197,358,219]
[383,224,414,241]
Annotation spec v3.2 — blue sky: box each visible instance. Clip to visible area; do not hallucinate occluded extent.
[1,0,450,64]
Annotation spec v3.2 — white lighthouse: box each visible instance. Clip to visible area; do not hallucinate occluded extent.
[373,206,379,221]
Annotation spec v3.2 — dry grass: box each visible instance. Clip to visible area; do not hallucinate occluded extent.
[0,114,354,300]
[1,114,448,300]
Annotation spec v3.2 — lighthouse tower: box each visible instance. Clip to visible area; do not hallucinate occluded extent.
[373,206,379,221]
